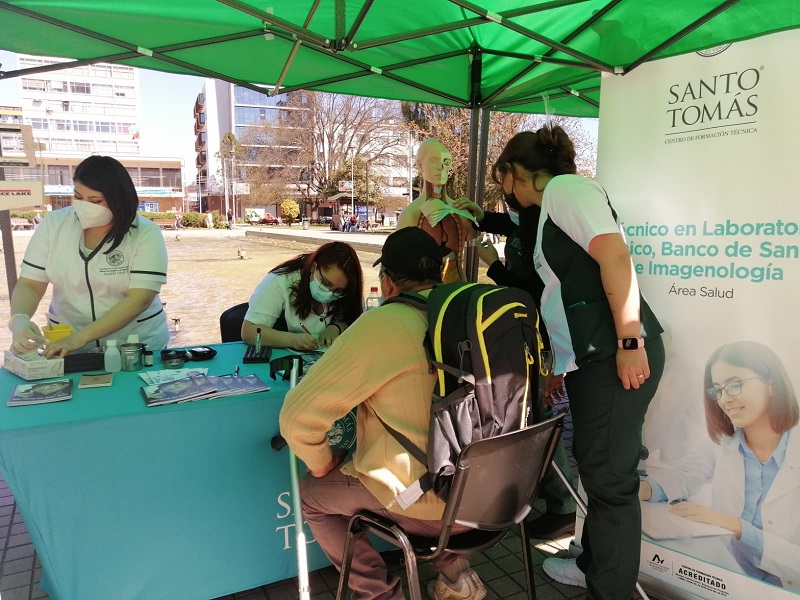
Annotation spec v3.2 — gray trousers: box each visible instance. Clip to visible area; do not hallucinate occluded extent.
[301,468,470,600]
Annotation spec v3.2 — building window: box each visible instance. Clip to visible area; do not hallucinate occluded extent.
[116,141,139,153]
[126,167,140,184]
[29,118,49,130]
[112,66,134,79]
[92,65,112,77]
[47,80,68,93]
[48,165,71,185]
[95,121,115,133]
[22,79,46,91]
[93,84,113,97]
[114,86,135,98]
[70,82,92,95]
[51,139,74,151]
[54,120,72,131]
[162,168,181,189]
[141,168,161,186]
[76,140,93,151]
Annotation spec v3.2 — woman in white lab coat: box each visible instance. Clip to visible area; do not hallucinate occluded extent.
[641,341,800,591]
[8,155,169,356]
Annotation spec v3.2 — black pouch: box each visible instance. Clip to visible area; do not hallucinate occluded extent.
[160,347,218,362]
[64,352,105,373]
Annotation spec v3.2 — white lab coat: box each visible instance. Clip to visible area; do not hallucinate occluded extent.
[20,207,169,351]
[650,429,800,591]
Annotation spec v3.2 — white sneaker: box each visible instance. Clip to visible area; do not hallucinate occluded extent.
[427,569,487,600]
[542,557,587,588]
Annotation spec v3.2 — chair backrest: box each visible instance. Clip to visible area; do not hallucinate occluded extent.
[442,413,565,531]
[219,302,249,343]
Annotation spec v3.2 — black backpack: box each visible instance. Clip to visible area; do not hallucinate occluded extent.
[381,282,547,509]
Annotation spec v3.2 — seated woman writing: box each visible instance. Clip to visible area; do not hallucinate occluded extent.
[242,242,363,351]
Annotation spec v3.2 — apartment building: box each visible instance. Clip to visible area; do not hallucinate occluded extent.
[193,80,307,217]
[0,54,183,212]
[194,80,414,222]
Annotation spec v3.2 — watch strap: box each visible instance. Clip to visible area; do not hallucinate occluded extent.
[618,337,645,350]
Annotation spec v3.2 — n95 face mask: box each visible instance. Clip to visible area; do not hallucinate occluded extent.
[72,199,113,229]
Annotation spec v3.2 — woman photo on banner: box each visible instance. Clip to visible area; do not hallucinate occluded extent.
[640,340,800,591]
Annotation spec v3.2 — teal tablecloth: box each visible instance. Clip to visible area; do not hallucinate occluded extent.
[0,342,330,600]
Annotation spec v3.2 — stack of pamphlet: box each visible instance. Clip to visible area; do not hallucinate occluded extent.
[7,379,73,407]
[140,369,270,407]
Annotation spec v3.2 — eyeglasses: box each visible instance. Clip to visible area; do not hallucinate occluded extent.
[706,377,763,401]
[316,269,347,296]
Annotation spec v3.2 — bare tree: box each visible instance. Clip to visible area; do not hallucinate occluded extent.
[401,104,597,210]
[279,92,407,214]
[233,92,408,217]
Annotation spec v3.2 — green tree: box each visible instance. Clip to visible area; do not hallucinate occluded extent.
[280,199,300,224]
[324,156,387,219]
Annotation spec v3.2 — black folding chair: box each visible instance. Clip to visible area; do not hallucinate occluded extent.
[219,302,249,343]
[335,413,565,600]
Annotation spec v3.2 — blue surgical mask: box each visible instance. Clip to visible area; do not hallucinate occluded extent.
[309,272,344,304]
[508,210,520,226]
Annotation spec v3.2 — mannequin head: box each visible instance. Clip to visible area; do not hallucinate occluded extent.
[416,138,452,186]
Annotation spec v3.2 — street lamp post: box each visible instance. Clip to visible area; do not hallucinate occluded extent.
[230,148,236,225]
[222,155,229,219]
[350,150,355,217]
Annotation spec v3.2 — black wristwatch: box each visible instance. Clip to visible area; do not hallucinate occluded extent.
[618,337,645,351]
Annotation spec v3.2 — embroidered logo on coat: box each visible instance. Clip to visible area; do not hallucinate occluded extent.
[106,250,125,267]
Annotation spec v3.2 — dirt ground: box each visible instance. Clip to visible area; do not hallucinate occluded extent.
[0,228,491,352]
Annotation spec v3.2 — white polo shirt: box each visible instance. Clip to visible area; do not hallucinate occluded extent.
[245,271,332,336]
[20,207,169,351]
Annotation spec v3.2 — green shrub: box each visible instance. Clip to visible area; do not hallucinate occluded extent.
[280,199,300,224]
[10,211,39,221]
[181,211,205,228]
[139,211,175,222]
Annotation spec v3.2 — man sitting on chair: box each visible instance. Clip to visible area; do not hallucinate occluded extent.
[280,227,487,600]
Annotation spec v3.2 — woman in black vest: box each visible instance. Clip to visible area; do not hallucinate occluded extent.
[492,126,665,600]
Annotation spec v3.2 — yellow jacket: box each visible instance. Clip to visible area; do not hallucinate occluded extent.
[279,299,445,521]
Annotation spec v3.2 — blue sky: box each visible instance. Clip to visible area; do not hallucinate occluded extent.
[0,50,203,182]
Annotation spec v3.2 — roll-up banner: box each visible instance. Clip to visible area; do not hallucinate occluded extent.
[592,29,800,600]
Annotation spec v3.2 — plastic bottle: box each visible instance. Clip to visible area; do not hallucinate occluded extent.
[104,339,122,373]
[365,287,381,310]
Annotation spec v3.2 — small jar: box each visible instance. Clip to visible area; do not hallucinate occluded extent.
[143,347,154,367]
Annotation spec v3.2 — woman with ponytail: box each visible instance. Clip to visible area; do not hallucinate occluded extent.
[492,126,665,600]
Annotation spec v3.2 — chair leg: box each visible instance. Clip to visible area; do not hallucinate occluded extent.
[401,544,423,600]
[519,521,538,600]
[335,522,360,600]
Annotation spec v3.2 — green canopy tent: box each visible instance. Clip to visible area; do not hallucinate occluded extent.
[1,0,799,279]
[1,0,798,115]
